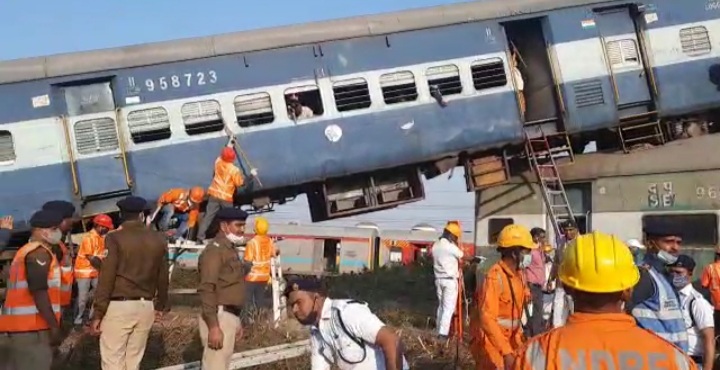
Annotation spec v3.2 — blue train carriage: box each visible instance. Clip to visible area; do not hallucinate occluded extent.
[1,0,720,236]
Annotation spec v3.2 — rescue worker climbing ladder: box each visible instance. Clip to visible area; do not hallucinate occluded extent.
[196,146,244,242]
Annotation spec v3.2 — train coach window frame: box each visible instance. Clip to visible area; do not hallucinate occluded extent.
[426,64,463,96]
[181,100,224,135]
[379,71,418,105]
[73,118,120,155]
[126,107,172,144]
[284,85,324,121]
[487,217,514,244]
[0,130,16,164]
[642,213,718,247]
[235,92,275,128]
[471,58,508,91]
[605,39,640,69]
[332,77,372,112]
[63,82,116,117]
[679,26,712,56]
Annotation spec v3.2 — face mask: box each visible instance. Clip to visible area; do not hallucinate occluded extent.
[519,253,532,269]
[98,228,109,236]
[672,274,690,289]
[226,233,245,245]
[657,250,678,265]
[43,229,63,245]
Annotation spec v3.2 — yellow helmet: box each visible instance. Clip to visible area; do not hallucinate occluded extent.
[444,221,462,238]
[497,224,535,249]
[254,217,269,236]
[559,231,640,293]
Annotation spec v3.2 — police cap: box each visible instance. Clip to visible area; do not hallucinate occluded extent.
[283,278,323,298]
[643,218,683,238]
[41,200,76,219]
[669,254,696,272]
[216,208,249,222]
[116,196,148,213]
[29,210,64,229]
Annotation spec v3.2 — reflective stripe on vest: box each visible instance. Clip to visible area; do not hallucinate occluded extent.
[631,267,689,352]
[0,242,62,332]
[522,341,692,370]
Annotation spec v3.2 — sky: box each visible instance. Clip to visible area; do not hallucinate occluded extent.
[0,0,476,231]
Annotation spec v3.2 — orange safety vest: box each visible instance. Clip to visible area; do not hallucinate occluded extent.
[58,241,73,306]
[158,188,200,228]
[0,241,62,332]
[701,262,720,310]
[74,230,105,279]
[207,157,244,203]
[244,235,275,283]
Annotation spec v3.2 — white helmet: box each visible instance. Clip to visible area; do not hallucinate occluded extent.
[626,238,646,250]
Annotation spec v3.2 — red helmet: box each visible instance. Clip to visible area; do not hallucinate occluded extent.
[93,214,114,230]
[189,187,205,203]
[220,147,236,162]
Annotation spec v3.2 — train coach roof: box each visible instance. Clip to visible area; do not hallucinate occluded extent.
[0,0,614,84]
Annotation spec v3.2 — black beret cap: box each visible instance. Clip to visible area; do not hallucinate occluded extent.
[29,210,64,228]
[41,200,76,219]
[669,254,696,271]
[116,196,148,213]
[643,218,683,238]
[216,208,248,222]
[283,278,323,298]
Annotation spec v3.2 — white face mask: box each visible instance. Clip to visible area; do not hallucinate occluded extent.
[657,250,678,265]
[226,233,245,245]
[519,253,532,269]
[43,229,63,245]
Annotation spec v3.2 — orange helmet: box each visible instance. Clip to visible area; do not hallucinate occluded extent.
[93,214,114,230]
[220,147,236,162]
[189,187,205,203]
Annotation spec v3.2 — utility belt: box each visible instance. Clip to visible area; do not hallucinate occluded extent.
[110,297,153,302]
[497,318,523,329]
[219,305,242,317]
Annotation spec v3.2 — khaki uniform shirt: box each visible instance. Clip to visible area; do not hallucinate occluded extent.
[198,236,249,327]
[92,221,169,320]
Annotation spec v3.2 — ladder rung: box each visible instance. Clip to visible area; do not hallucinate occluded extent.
[620,121,660,131]
[624,134,663,143]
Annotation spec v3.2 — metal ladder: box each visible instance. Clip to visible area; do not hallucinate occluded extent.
[523,128,576,238]
[223,123,263,188]
[618,115,665,153]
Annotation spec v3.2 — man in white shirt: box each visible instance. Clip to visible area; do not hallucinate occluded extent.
[284,279,409,370]
[669,255,715,369]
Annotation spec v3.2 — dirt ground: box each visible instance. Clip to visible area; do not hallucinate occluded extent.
[53,260,477,369]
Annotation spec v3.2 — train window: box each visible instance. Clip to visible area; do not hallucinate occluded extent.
[235,93,275,128]
[64,82,116,116]
[605,39,640,69]
[0,130,16,164]
[680,26,711,56]
[126,107,172,144]
[380,71,418,105]
[285,85,324,121]
[487,218,514,244]
[471,58,507,90]
[73,118,119,155]
[333,78,371,112]
[642,213,718,246]
[182,100,223,135]
[426,64,462,96]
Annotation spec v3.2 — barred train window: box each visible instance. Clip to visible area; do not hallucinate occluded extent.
[0,130,16,163]
[487,218,514,244]
[380,71,418,105]
[235,93,274,128]
[605,39,640,69]
[471,58,508,91]
[126,107,171,144]
[182,100,223,135]
[333,78,371,112]
[426,64,462,96]
[642,213,718,246]
[680,26,711,56]
[73,118,119,155]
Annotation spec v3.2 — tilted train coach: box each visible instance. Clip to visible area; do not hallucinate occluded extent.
[0,0,719,233]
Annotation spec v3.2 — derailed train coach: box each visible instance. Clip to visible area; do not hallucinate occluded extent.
[1,0,720,234]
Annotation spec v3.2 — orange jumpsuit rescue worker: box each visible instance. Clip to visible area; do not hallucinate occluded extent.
[73,214,113,326]
[155,186,204,241]
[244,216,278,308]
[41,200,77,313]
[91,196,170,370]
[470,224,534,370]
[0,210,65,370]
[512,231,698,370]
[196,147,244,242]
[197,207,252,370]
[700,245,720,330]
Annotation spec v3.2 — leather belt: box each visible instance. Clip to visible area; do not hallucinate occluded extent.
[220,305,242,317]
[110,297,151,301]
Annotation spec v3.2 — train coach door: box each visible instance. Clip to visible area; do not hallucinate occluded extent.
[594,7,654,114]
[61,81,132,199]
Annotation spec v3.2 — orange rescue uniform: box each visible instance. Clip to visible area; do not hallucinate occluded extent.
[470,260,528,370]
[207,157,244,203]
[58,241,73,306]
[244,235,276,283]
[0,242,62,332]
[74,229,106,279]
[157,188,201,228]
[512,313,698,370]
[701,261,720,310]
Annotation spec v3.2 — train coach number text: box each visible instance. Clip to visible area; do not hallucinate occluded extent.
[143,71,218,92]
[696,186,718,199]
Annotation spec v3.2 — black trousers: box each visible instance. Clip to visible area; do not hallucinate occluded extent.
[528,283,546,337]
[246,281,270,309]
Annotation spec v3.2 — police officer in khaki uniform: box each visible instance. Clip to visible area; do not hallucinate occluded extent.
[197,207,252,370]
[90,196,169,370]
